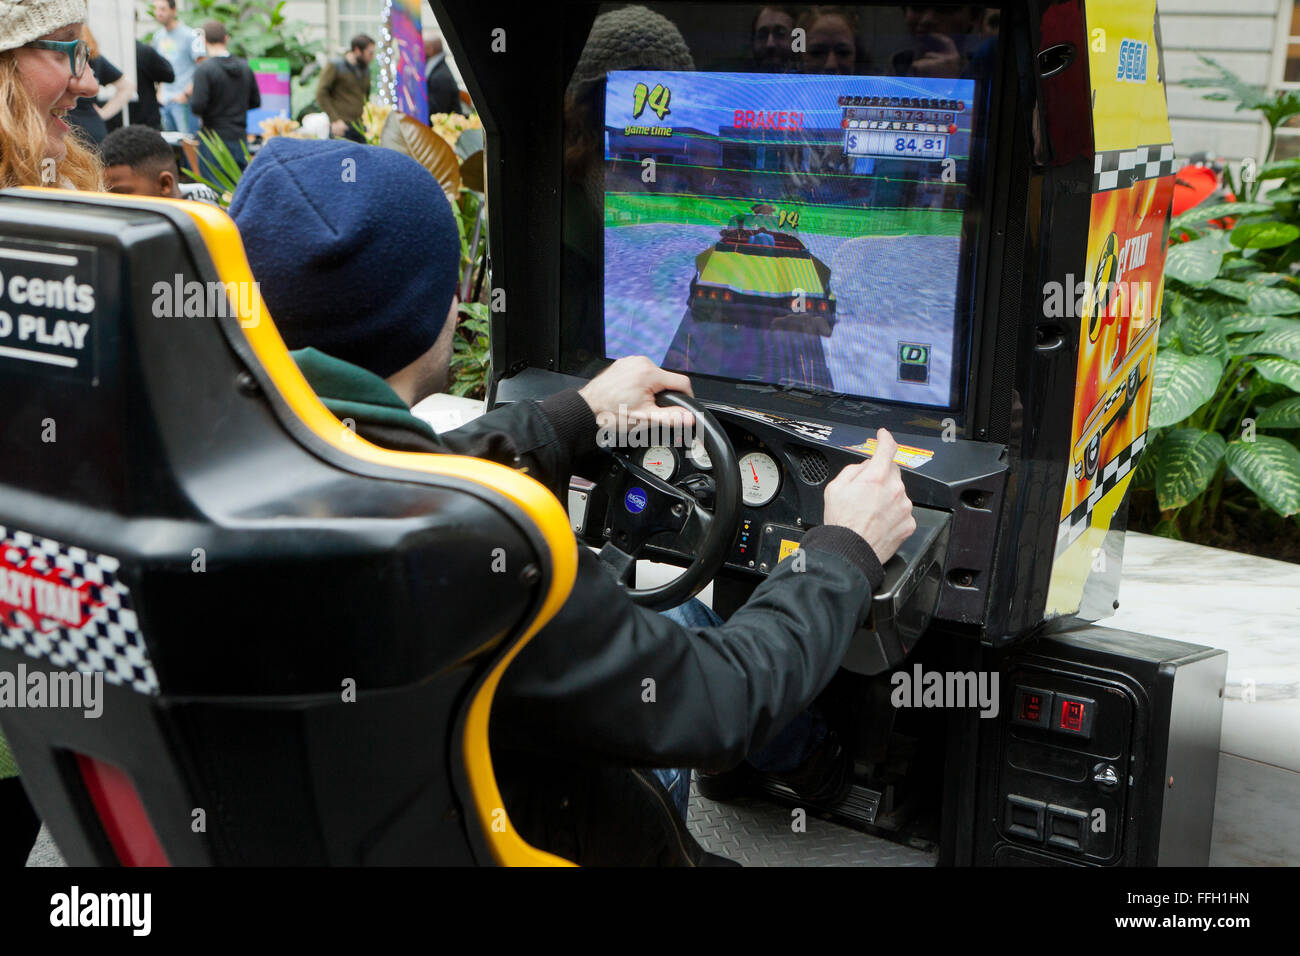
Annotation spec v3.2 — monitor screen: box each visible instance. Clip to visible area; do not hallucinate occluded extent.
[561,4,1000,411]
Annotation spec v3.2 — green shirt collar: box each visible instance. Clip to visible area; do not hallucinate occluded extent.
[289,347,439,443]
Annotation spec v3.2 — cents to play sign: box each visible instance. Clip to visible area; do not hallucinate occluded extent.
[0,238,98,383]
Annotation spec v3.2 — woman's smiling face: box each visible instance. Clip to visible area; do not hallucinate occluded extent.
[13,23,98,162]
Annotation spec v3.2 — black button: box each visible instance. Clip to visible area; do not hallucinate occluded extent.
[1053,695,1096,739]
[1046,805,1088,850]
[1004,794,1045,841]
[1011,685,1054,729]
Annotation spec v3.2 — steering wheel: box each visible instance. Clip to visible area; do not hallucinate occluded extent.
[593,392,741,611]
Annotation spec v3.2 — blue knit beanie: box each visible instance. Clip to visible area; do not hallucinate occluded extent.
[229,137,460,379]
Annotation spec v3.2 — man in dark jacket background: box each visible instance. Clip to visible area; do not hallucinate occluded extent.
[423,31,464,116]
[228,138,916,865]
[190,20,259,178]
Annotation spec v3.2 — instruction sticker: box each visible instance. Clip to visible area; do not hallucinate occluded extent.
[0,239,98,383]
[842,438,934,470]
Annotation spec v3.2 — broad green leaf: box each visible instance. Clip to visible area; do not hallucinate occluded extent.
[1219,314,1296,335]
[1149,350,1224,427]
[1231,221,1300,249]
[1155,428,1227,510]
[1248,285,1300,314]
[1224,436,1300,516]
[1169,201,1272,230]
[1207,279,1252,301]
[1243,272,1294,286]
[1164,235,1228,284]
[1243,326,1300,361]
[1256,396,1300,428]
[1179,307,1229,363]
[1158,312,1182,349]
[1259,158,1300,179]
[1133,431,1162,489]
[1254,358,1300,392]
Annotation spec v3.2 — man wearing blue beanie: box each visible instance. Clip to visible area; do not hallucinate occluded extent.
[231,137,693,470]
[230,137,914,866]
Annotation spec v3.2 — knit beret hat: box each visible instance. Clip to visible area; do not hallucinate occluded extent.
[567,5,694,99]
[0,0,87,53]
[229,138,461,380]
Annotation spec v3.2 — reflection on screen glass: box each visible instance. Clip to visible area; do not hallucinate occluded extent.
[564,4,999,411]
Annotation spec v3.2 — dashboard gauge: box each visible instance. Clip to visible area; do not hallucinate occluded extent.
[640,446,677,481]
[738,451,780,507]
[687,437,713,470]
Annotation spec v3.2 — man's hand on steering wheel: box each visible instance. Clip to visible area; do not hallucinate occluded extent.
[578,355,697,439]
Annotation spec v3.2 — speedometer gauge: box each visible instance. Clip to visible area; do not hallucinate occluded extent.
[687,438,712,470]
[640,446,677,480]
[738,451,780,506]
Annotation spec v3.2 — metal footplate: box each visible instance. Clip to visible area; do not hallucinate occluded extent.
[753,777,883,826]
[688,775,937,867]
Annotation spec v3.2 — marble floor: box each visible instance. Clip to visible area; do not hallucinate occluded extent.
[1099,532,1300,774]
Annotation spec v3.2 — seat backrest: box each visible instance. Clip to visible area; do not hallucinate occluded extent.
[0,188,576,865]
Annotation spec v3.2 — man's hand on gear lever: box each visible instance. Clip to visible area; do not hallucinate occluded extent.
[821,428,917,564]
[578,355,696,441]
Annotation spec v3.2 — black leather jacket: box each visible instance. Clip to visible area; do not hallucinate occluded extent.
[294,352,884,864]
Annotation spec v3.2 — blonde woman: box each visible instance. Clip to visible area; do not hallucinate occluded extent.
[0,0,102,867]
[0,0,103,190]
[65,25,136,146]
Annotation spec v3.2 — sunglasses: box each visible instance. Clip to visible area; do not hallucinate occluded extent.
[23,39,91,78]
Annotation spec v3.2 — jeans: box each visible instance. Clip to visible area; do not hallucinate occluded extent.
[161,100,195,135]
[650,598,829,817]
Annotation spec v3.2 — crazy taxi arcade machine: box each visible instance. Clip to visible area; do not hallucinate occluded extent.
[435,0,1226,865]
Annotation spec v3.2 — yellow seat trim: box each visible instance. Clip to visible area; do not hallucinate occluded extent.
[36,190,578,866]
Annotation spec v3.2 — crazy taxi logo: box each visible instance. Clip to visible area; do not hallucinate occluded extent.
[1115,39,1148,83]
[0,544,97,632]
[1088,228,1152,343]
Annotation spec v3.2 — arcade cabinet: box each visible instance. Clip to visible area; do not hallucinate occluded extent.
[432,0,1227,865]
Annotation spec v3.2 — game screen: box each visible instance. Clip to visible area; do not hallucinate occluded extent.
[561,4,998,410]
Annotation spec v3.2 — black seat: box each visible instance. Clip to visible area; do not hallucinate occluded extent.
[0,189,576,865]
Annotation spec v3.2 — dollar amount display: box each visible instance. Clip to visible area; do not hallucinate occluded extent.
[844,130,947,160]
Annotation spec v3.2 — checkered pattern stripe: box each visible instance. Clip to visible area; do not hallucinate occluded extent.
[0,527,158,695]
[1093,144,1176,192]
[1056,431,1147,556]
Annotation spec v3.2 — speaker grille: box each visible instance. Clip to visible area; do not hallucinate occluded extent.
[797,449,830,484]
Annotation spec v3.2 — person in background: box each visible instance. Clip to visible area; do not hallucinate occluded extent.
[100,125,219,203]
[316,33,374,140]
[0,0,102,866]
[190,19,258,178]
[797,6,859,75]
[151,0,202,134]
[124,38,175,130]
[64,25,134,147]
[750,5,796,72]
[423,31,464,117]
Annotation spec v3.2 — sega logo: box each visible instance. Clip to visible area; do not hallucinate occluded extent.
[625,487,649,514]
[1116,40,1148,83]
